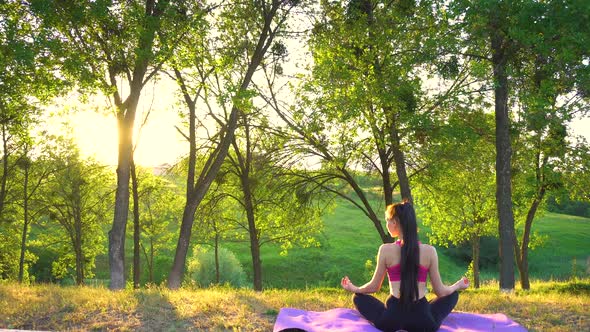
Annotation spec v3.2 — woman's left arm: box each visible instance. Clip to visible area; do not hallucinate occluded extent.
[341,245,387,294]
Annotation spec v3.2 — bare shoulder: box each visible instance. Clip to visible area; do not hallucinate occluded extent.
[379,243,399,253]
[419,243,436,258]
[378,243,400,260]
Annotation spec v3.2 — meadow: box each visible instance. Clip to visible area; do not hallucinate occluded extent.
[12,197,590,331]
[222,201,590,288]
[1,280,588,331]
[86,198,590,289]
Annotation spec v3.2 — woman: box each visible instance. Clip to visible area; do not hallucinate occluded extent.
[341,201,469,332]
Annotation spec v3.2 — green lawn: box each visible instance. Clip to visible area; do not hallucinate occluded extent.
[222,201,590,289]
[87,199,590,289]
[526,213,590,280]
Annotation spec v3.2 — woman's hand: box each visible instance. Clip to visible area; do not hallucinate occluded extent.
[456,277,469,290]
[341,276,358,293]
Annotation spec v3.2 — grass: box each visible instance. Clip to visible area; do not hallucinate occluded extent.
[219,201,590,289]
[86,196,590,288]
[526,213,590,279]
[1,280,588,331]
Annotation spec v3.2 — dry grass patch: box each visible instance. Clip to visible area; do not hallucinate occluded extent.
[0,280,588,331]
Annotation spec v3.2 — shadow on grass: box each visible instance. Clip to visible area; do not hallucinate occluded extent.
[234,292,283,328]
[133,289,190,332]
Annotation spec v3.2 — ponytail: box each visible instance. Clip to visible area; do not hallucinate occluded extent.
[395,202,419,309]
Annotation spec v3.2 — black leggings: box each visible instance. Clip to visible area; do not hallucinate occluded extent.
[353,291,459,332]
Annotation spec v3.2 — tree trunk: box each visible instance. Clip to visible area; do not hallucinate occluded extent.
[233,117,263,291]
[214,233,220,284]
[491,26,516,291]
[18,161,29,283]
[168,2,281,289]
[472,235,481,288]
[141,242,153,284]
[149,240,154,284]
[242,172,263,291]
[74,177,85,286]
[518,187,546,290]
[108,0,162,290]
[0,124,9,219]
[168,199,200,288]
[390,119,413,203]
[75,216,84,285]
[131,159,141,289]
[109,108,136,290]
[378,146,394,205]
[18,219,28,283]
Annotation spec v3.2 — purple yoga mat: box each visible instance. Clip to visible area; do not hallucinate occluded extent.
[273,308,527,332]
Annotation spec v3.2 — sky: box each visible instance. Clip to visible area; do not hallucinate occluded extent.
[47,78,188,167]
[60,94,589,168]
[70,106,186,167]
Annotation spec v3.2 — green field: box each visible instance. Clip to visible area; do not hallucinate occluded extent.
[220,200,590,289]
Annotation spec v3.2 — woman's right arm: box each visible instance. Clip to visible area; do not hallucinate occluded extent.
[428,246,469,297]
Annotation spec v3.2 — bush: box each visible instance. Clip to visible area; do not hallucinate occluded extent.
[186,246,246,288]
[546,194,590,218]
[444,236,499,269]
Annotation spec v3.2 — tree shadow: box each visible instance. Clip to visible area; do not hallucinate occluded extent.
[133,289,191,332]
[234,292,284,330]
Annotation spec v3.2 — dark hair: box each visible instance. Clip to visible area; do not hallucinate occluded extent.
[393,202,419,309]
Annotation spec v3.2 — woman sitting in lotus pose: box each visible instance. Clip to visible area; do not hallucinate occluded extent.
[341,201,469,332]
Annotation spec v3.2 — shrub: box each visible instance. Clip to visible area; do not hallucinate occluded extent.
[444,236,499,269]
[186,246,246,288]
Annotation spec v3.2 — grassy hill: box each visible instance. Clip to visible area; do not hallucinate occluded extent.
[221,200,590,289]
[85,198,590,289]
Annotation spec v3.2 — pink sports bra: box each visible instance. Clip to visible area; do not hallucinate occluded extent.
[386,240,429,282]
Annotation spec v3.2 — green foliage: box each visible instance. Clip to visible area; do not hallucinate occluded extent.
[0,223,23,280]
[445,237,499,269]
[363,259,374,281]
[31,138,114,284]
[0,1,67,114]
[415,111,497,247]
[547,194,590,218]
[186,246,246,288]
[126,166,183,283]
[561,138,590,203]
[29,0,196,94]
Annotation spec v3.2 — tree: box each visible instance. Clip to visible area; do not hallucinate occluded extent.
[267,0,467,243]
[448,0,590,290]
[167,0,303,289]
[130,167,182,285]
[31,0,196,289]
[0,0,67,281]
[415,111,497,288]
[44,148,114,285]
[0,0,65,221]
[225,110,325,290]
[16,139,56,283]
[508,0,590,289]
[447,0,529,291]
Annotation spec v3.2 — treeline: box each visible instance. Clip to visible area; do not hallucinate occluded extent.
[1,0,589,292]
[547,193,590,218]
